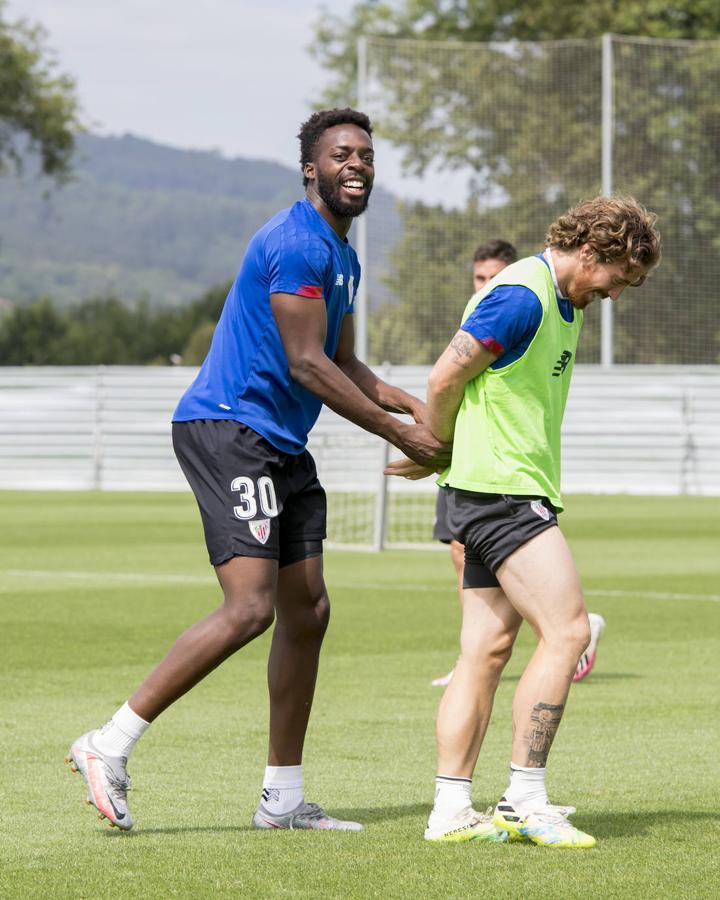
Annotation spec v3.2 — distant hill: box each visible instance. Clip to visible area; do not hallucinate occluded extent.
[0,133,401,309]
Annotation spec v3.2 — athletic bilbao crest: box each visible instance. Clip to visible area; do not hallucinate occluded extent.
[530,499,550,521]
[249,518,271,545]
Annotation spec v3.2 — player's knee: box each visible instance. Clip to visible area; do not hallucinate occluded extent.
[544,614,590,659]
[283,590,330,642]
[303,590,331,640]
[221,592,275,644]
[569,615,591,655]
[461,627,515,670]
[315,591,331,632]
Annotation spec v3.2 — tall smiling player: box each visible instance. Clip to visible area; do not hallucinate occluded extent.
[67,109,450,832]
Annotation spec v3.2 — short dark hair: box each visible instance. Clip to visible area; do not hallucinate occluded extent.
[473,239,517,265]
[298,108,373,187]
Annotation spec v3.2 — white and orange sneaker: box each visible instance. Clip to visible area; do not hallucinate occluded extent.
[65,730,133,830]
[573,613,606,683]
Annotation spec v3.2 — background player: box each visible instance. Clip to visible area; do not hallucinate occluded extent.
[67,108,449,833]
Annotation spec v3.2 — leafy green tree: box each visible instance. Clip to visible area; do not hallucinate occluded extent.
[0,282,232,365]
[53,298,157,364]
[0,1,80,178]
[182,321,217,365]
[0,297,66,363]
[312,0,720,108]
[312,1,720,365]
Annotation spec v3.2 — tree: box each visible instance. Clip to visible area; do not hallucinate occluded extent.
[0,297,66,363]
[311,1,720,364]
[0,281,232,365]
[0,1,80,178]
[312,1,720,108]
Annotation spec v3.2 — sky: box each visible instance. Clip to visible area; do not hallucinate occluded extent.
[8,0,354,168]
[7,0,467,204]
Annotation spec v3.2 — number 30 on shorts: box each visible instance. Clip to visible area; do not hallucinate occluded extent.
[230,475,279,520]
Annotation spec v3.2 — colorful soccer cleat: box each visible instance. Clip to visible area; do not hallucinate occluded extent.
[252,800,363,831]
[574,613,606,682]
[424,807,509,843]
[493,797,596,848]
[65,730,133,830]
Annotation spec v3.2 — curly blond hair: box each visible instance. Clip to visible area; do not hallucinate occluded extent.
[546,196,661,269]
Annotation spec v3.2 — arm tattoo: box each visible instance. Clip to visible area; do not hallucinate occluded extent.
[523,702,564,768]
[449,333,476,369]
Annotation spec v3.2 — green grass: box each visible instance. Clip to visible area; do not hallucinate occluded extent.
[1,491,719,898]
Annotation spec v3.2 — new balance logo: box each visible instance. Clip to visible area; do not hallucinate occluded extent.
[335,273,344,286]
[552,350,573,376]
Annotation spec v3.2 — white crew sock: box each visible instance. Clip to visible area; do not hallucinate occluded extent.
[261,765,304,815]
[93,701,150,758]
[429,775,473,825]
[504,763,549,811]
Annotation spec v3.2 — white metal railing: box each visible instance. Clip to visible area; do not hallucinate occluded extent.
[1,366,719,547]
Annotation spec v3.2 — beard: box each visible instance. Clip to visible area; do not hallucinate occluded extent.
[316,169,372,218]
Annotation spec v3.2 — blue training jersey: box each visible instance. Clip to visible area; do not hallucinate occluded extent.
[461,253,574,367]
[173,199,360,454]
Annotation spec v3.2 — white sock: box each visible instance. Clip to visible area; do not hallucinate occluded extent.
[93,702,150,758]
[261,765,304,815]
[429,775,472,824]
[504,764,549,811]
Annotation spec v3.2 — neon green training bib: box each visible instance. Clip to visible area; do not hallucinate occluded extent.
[439,255,583,511]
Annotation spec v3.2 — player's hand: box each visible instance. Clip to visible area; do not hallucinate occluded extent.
[409,398,429,425]
[384,457,438,480]
[396,423,452,468]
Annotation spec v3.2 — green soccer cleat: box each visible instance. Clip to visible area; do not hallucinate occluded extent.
[493,798,596,848]
[425,807,508,844]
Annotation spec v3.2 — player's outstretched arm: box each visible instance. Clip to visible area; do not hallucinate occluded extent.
[270,293,451,468]
[333,315,427,422]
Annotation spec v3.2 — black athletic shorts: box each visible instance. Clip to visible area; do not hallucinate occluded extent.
[172,420,326,568]
[445,488,558,589]
[433,488,453,544]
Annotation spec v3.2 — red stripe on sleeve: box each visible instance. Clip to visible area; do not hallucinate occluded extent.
[480,337,505,357]
[296,285,324,299]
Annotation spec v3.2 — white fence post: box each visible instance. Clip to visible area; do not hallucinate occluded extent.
[601,33,615,368]
[372,361,391,551]
[356,36,369,364]
[92,365,105,490]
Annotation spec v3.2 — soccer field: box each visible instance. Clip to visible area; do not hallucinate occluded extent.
[1,491,719,899]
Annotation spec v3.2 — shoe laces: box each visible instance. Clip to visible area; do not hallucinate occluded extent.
[104,760,132,796]
[452,807,493,826]
[295,802,327,822]
[546,804,576,817]
[530,806,573,827]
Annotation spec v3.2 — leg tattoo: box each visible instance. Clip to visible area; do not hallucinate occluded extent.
[524,702,564,768]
